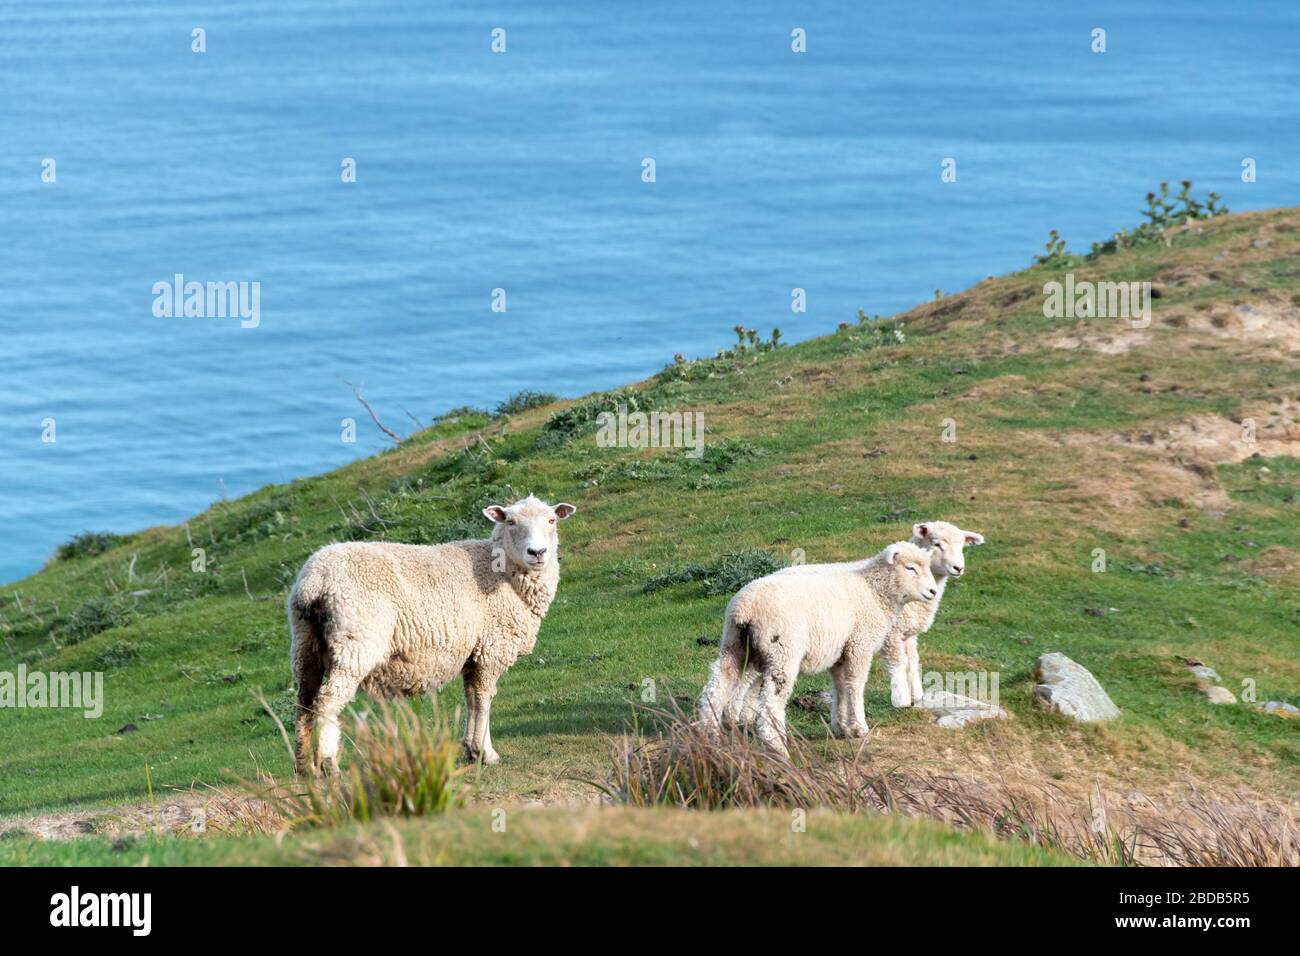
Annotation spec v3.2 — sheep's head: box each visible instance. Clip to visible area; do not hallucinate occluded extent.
[883,541,939,606]
[911,521,984,579]
[483,495,576,573]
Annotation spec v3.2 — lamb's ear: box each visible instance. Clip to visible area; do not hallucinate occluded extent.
[912,523,931,542]
[553,503,577,520]
[885,543,902,564]
[962,530,985,546]
[483,505,508,523]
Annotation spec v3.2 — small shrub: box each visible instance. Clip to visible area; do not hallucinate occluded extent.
[642,549,785,596]
[838,313,906,350]
[1033,229,1076,267]
[432,406,490,426]
[576,438,763,488]
[1089,181,1227,258]
[495,390,558,416]
[59,595,133,644]
[658,327,783,383]
[94,640,137,669]
[420,515,485,544]
[55,532,126,561]
[537,388,657,449]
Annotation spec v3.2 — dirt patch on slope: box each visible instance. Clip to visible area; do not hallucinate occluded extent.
[1047,326,1152,355]
[1248,546,1300,581]
[1044,398,1300,513]
[0,800,203,841]
[1183,299,1300,353]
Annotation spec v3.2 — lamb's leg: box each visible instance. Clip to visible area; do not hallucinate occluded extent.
[838,656,871,738]
[725,669,762,726]
[884,632,913,708]
[290,618,324,776]
[906,636,925,708]
[698,620,749,731]
[754,660,798,758]
[828,663,852,738]
[313,667,362,776]
[463,669,501,765]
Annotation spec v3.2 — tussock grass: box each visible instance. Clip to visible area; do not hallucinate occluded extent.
[242,697,469,831]
[600,705,1298,866]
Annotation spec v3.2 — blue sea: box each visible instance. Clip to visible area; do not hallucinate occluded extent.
[3,1,1298,583]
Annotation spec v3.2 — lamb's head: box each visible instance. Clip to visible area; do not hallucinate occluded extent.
[483,495,577,574]
[881,541,939,606]
[911,521,984,579]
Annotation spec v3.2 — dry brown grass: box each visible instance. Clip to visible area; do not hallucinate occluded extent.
[600,705,1300,866]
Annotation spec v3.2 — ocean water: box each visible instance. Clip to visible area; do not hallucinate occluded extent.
[3,1,1298,583]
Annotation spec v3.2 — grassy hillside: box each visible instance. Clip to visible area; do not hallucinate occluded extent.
[2,203,1298,864]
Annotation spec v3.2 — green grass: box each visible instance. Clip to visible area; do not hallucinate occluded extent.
[0,807,1082,866]
[2,206,1298,863]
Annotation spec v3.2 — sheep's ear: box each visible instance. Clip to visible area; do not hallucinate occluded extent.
[963,530,985,546]
[553,503,577,520]
[885,544,901,564]
[912,523,931,541]
[483,505,508,523]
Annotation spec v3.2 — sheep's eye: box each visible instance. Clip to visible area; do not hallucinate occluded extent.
[934,543,943,551]
[507,518,516,526]
[549,518,556,524]
[907,565,917,573]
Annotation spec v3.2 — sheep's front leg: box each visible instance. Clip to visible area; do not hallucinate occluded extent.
[463,669,501,765]
[461,665,480,752]
[884,632,913,708]
[906,636,925,708]
[754,659,799,758]
[835,656,871,738]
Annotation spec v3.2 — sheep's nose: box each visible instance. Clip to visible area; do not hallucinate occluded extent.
[951,566,963,576]
[926,588,938,599]
[527,546,547,558]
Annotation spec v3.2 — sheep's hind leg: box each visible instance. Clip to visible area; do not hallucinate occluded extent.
[724,669,762,727]
[828,663,853,738]
[313,667,363,776]
[290,619,325,776]
[293,660,323,776]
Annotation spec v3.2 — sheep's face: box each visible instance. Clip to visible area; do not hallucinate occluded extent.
[912,521,984,579]
[886,542,939,605]
[483,496,576,573]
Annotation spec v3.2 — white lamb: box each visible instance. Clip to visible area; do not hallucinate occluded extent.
[882,521,985,708]
[287,495,576,774]
[697,541,938,755]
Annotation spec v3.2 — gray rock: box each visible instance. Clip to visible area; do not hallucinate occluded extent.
[1253,700,1299,718]
[1203,685,1237,705]
[1188,664,1221,683]
[1033,653,1120,722]
[918,689,1009,729]
[808,688,1009,729]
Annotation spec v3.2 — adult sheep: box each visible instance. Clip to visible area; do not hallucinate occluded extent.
[882,521,984,708]
[697,541,938,755]
[287,495,576,774]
